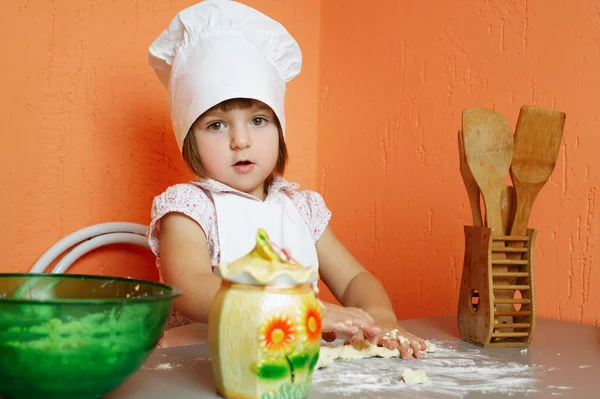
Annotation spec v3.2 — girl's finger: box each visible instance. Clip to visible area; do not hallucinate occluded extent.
[380,337,398,350]
[334,322,359,337]
[362,324,382,341]
[410,340,424,359]
[345,330,367,347]
[365,330,379,345]
[398,342,414,360]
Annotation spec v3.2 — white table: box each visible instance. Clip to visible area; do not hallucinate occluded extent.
[108,315,600,398]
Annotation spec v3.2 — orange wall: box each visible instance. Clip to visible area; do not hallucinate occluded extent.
[0,0,320,279]
[317,0,600,326]
[1,0,599,327]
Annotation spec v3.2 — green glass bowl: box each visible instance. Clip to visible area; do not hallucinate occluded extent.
[0,273,182,399]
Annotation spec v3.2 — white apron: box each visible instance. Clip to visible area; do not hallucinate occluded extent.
[159,189,319,346]
[211,191,319,271]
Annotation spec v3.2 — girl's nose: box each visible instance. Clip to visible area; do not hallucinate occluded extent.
[230,125,251,150]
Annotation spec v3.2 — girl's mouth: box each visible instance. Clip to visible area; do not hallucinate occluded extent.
[232,160,255,173]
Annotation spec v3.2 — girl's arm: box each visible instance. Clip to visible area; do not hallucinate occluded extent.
[316,226,427,359]
[158,212,222,323]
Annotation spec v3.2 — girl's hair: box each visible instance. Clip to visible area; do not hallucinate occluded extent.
[182,98,288,181]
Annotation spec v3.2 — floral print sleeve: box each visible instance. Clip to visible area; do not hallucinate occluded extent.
[288,190,332,242]
[147,183,217,259]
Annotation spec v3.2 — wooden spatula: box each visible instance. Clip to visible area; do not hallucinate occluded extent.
[462,108,515,328]
[458,130,484,227]
[509,106,566,237]
[501,186,516,235]
[461,108,514,236]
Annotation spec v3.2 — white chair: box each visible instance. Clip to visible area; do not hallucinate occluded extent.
[29,222,150,274]
[30,222,208,347]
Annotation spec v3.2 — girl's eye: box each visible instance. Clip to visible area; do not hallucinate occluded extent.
[251,117,266,126]
[208,122,224,131]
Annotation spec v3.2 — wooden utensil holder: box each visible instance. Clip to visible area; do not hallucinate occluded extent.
[457,226,537,347]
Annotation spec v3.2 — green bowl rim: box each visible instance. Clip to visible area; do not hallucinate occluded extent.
[0,273,183,305]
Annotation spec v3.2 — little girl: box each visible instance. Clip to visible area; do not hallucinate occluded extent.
[147,0,427,360]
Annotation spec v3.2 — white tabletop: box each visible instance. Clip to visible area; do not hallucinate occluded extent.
[108,315,600,398]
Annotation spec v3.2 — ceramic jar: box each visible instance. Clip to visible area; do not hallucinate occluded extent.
[209,229,321,399]
[209,282,321,398]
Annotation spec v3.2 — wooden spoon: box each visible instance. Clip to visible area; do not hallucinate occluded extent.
[461,108,514,236]
[458,130,484,227]
[462,108,515,329]
[509,106,566,237]
[500,186,516,235]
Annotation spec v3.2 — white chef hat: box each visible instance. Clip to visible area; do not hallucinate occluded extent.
[148,0,302,153]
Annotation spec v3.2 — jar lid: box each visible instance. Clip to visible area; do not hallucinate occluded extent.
[215,229,319,286]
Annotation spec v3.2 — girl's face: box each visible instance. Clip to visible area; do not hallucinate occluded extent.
[192,101,280,200]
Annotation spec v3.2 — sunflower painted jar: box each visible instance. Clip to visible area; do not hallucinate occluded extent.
[209,229,322,399]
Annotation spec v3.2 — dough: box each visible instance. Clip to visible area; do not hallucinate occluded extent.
[401,368,429,385]
[425,342,437,352]
[315,339,439,369]
[315,340,398,369]
[383,328,409,345]
[314,345,337,369]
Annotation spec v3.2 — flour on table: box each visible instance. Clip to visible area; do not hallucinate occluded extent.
[401,368,429,385]
[144,363,174,370]
[313,339,548,397]
[547,385,573,390]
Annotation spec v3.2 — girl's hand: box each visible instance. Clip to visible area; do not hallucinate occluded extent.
[376,322,427,360]
[345,320,427,360]
[321,302,381,342]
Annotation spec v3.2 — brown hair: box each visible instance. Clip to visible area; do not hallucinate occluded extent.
[182,98,288,184]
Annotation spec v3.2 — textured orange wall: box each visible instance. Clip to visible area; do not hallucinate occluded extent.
[2,0,599,327]
[317,0,600,326]
[0,0,320,278]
